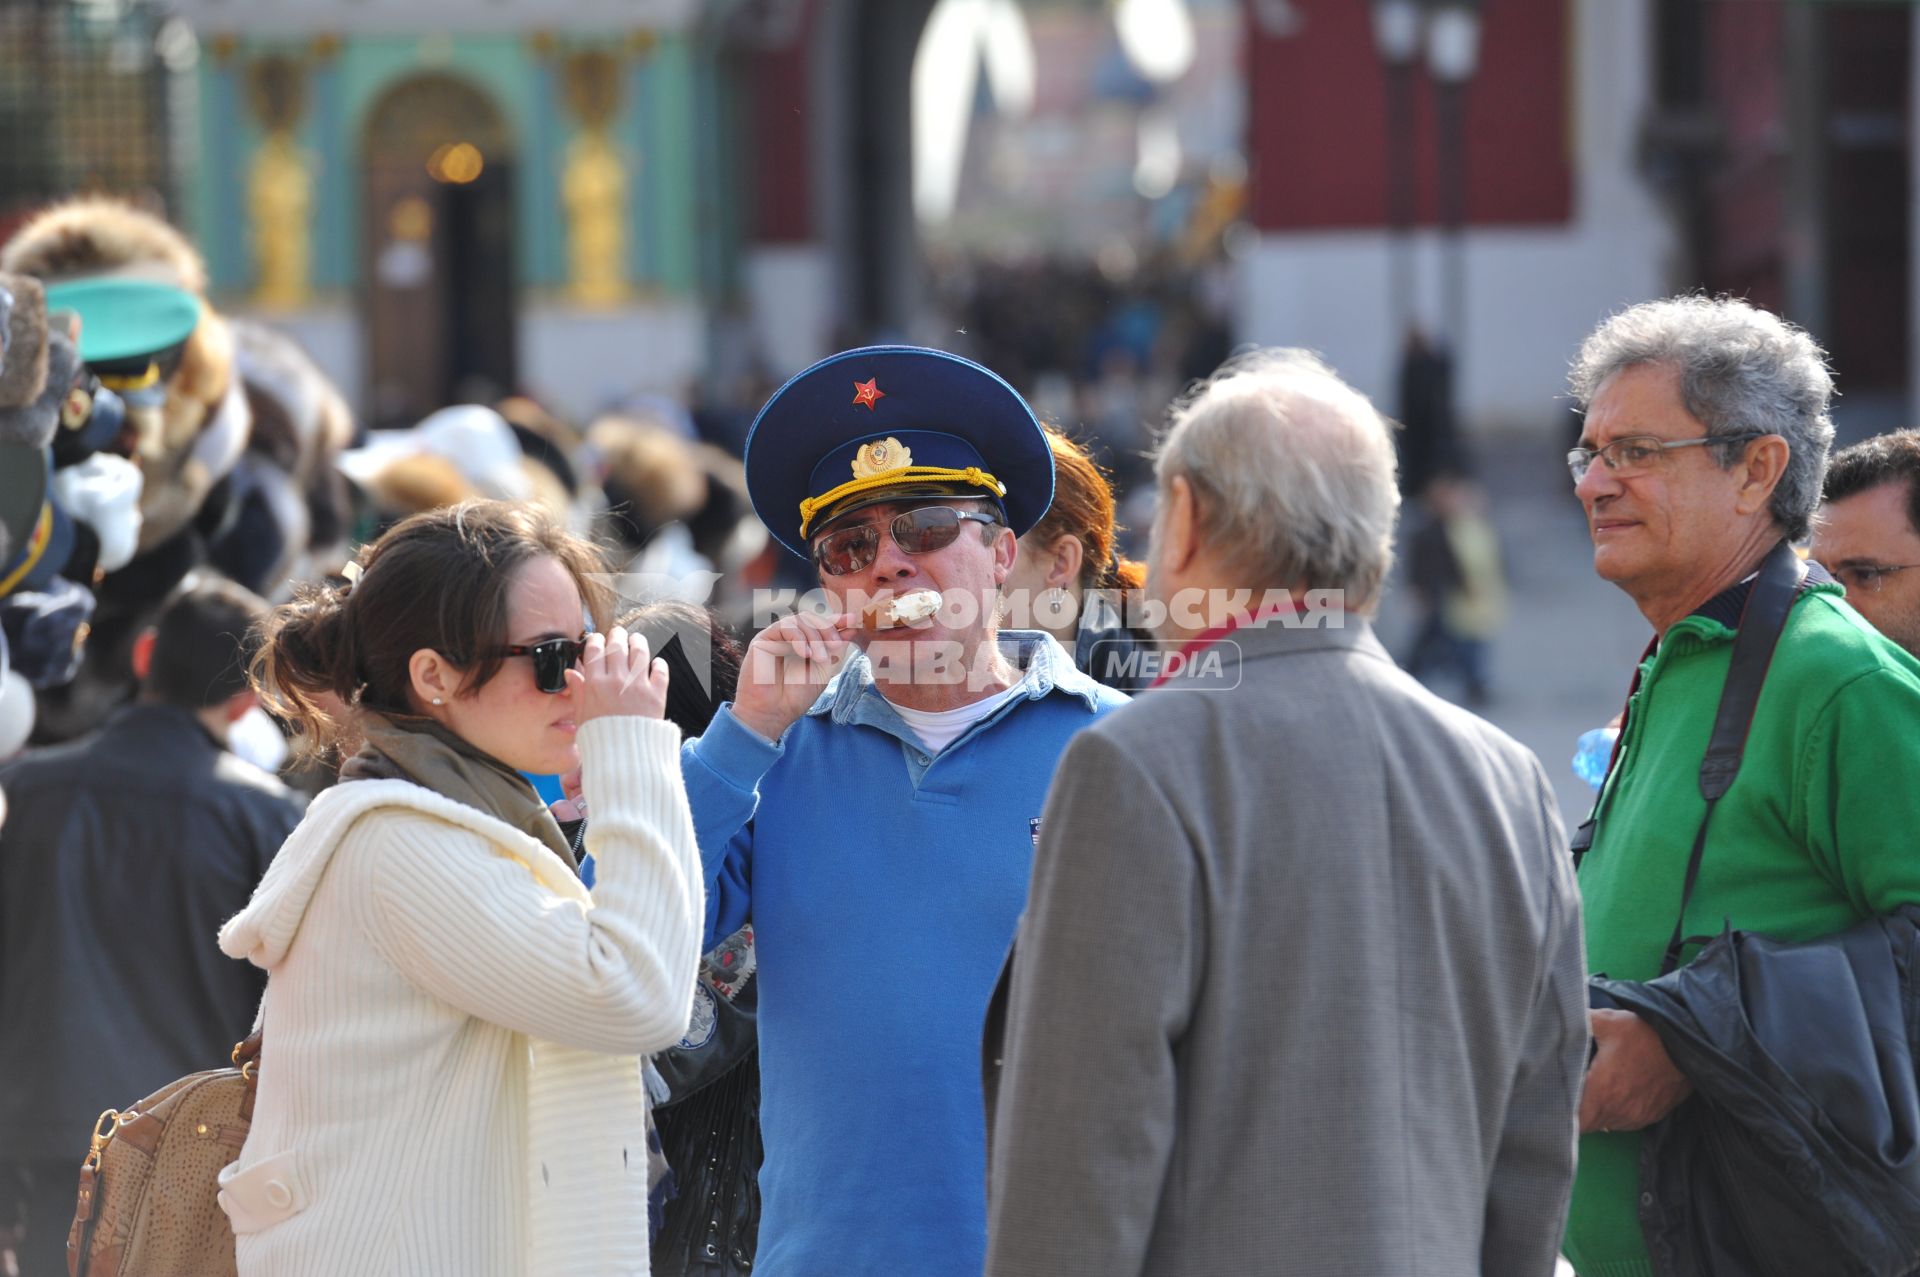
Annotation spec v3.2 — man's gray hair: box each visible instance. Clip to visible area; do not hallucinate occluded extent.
[1568,295,1834,539]
[1155,348,1400,611]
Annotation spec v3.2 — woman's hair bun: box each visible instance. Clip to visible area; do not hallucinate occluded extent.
[250,576,356,744]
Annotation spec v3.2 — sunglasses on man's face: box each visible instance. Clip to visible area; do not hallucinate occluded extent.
[492,635,590,694]
[810,506,1003,577]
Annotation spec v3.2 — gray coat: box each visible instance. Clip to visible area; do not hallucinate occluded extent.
[983,620,1586,1276]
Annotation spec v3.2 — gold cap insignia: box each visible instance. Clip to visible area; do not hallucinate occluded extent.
[852,437,911,478]
[61,386,93,432]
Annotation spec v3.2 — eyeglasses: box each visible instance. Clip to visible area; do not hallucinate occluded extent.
[811,506,1002,577]
[1832,563,1920,595]
[489,634,589,694]
[1566,433,1766,484]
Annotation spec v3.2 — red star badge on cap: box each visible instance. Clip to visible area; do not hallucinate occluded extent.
[852,378,885,411]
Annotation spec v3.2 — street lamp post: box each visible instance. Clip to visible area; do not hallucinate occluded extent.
[1370,0,1480,492]
[1426,1,1481,370]
[1371,0,1422,347]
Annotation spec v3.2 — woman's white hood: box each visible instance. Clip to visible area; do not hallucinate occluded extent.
[219,778,587,970]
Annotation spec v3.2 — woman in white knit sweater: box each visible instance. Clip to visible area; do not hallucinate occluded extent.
[217,501,705,1276]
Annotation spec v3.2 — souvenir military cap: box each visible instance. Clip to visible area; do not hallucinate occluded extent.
[1,574,95,690]
[43,277,200,393]
[743,345,1054,560]
[0,443,76,599]
[51,380,126,466]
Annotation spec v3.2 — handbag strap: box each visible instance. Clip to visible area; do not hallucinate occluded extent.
[1659,538,1803,974]
[233,1030,263,1122]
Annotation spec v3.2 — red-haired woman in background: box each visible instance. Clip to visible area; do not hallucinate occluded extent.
[1004,427,1156,693]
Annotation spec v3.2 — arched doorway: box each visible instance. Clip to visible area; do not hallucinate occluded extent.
[362,74,516,426]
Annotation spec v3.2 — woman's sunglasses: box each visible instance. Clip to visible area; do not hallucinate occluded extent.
[811,506,1002,577]
[492,635,590,694]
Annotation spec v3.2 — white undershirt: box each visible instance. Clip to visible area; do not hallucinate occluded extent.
[889,679,1027,754]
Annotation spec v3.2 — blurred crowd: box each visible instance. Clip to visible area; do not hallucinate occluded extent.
[930,248,1235,543]
[15,197,1920,1277]
[0,202,1230,773]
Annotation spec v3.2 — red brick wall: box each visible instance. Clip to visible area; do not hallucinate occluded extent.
[1244,0,1573,231]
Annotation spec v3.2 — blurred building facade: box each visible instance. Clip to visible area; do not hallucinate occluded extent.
[1239,0,1671,434]
[0,1,191,242]
[1238,0,1916,438]
[165,0,730,426]
[3,0,1915,439]
[1639,0,1911,442]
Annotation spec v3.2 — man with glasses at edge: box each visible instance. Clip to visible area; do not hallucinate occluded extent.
[1562,296,1920,1277]
[1813,429,1920,658]
[675,345,1127,1277]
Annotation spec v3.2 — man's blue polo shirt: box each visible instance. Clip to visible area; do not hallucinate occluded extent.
[680,630,1127,1277]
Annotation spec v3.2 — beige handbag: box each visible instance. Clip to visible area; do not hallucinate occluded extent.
[66,1034,261,1277]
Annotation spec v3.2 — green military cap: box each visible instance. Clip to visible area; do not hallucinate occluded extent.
[43,278,200,377]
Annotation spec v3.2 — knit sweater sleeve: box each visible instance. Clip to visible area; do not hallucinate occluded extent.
[362,716,704,1056]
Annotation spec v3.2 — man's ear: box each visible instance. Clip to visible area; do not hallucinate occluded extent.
[222,689,259,724]
[1735,435,1793,519]
[408,648,461,712]
[130,629,156,682]
[1158,475,1201,577]
[990,525,1019,586]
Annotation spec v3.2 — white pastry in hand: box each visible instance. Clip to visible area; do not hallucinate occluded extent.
[863,589,943,630]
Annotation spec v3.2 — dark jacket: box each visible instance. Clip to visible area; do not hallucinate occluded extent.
[1073,589,1155,694]
[651,926,762,1277]
[1591,905,1920,1277]
[0,704,303,1161]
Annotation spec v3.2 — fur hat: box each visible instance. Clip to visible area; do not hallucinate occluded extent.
[1,197,208,294]
[0,322,78,449]
[232,318,355,482]
[2,198,240,548]
[0,273,48,412]
[359,452,477,519]
[590,416,707,548]
[338,406,531,503]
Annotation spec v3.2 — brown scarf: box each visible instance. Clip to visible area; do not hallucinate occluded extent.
[341,712,578,873]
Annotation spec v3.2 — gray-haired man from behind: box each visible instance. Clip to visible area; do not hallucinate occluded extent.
[982,350,1588,1276]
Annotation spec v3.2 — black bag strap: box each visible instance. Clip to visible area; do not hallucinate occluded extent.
[1659,538,1804,974]
[1570,814,1596,870]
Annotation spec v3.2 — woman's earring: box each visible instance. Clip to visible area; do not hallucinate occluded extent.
[431,697,445,706]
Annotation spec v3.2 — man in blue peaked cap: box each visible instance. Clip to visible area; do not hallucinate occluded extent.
[676,346,1129,1277]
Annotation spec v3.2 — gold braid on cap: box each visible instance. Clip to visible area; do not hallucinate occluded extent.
[96,364,162,393]
[798,466,1005,537]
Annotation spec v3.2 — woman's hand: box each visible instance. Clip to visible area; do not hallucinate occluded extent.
[565,626,670,724]
[549,767,585,822]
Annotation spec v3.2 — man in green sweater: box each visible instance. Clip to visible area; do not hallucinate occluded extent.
[1562,295,1920,1277]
